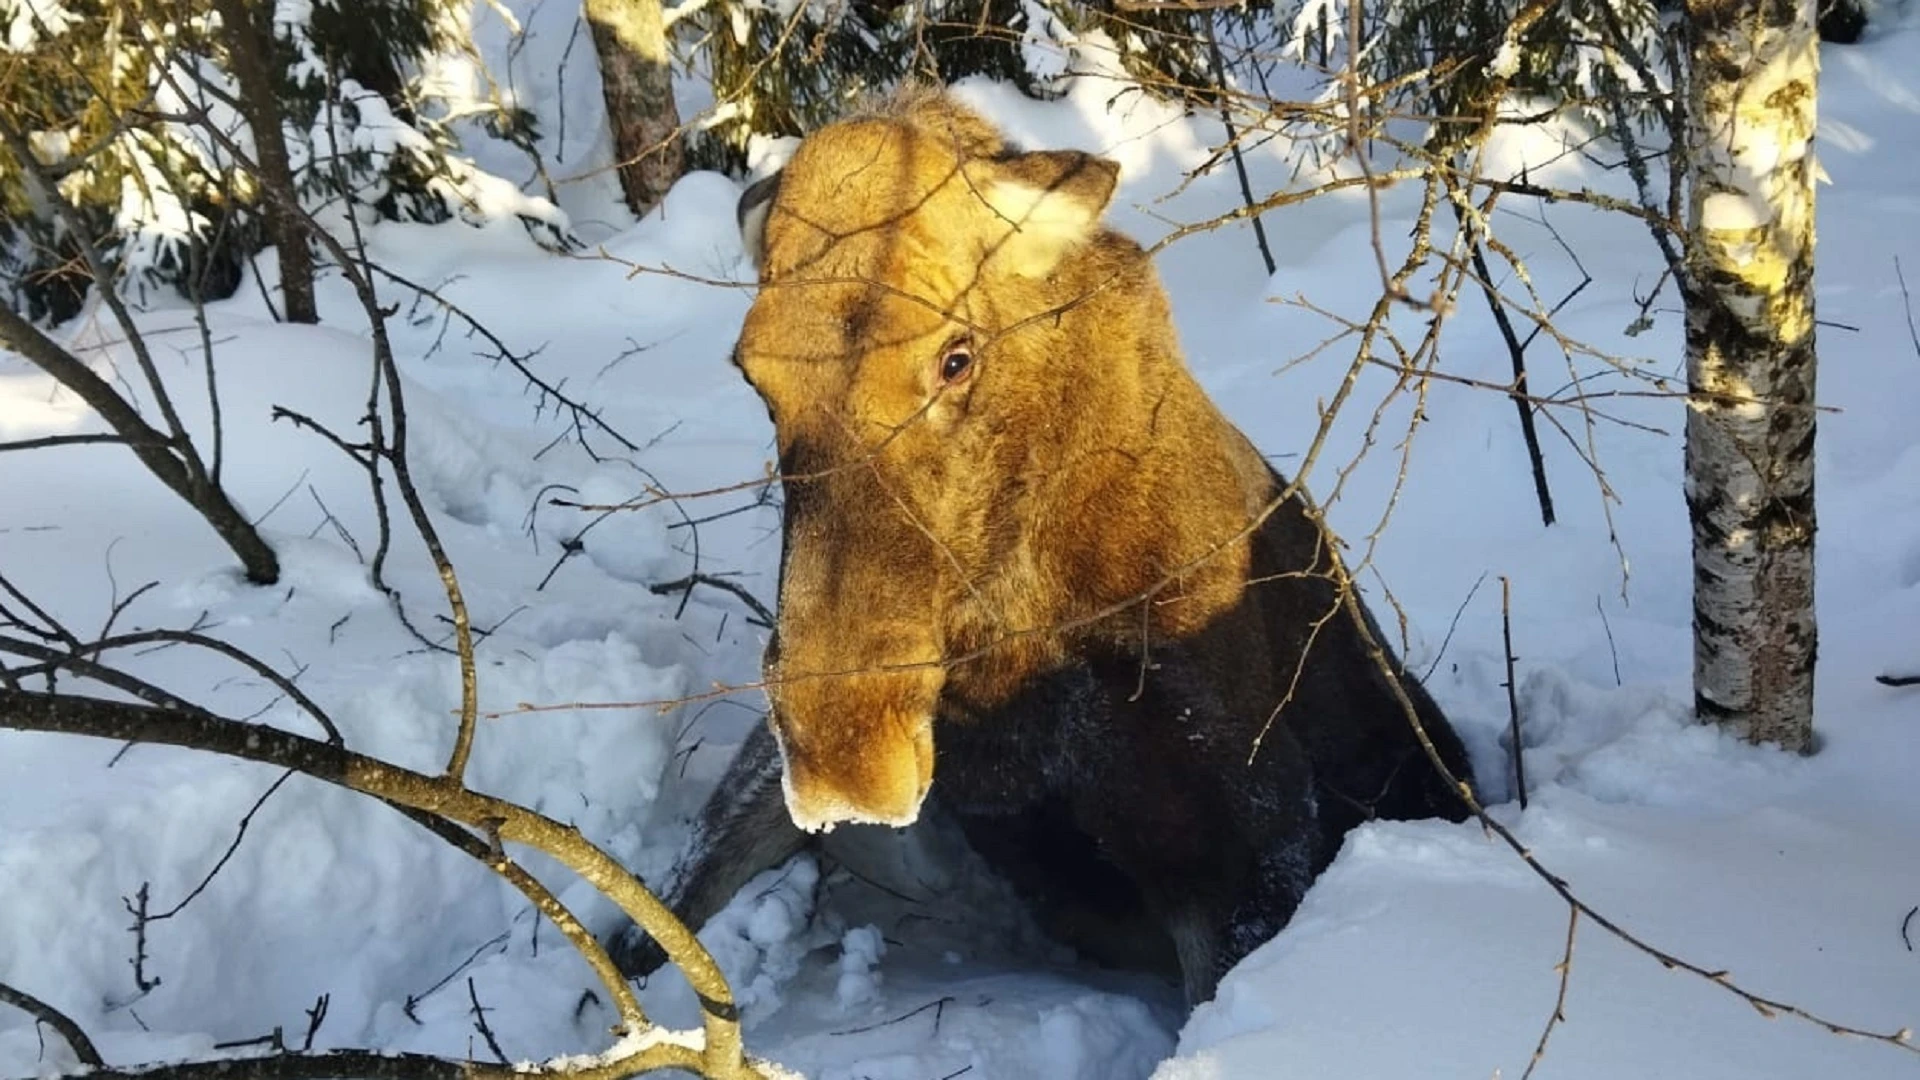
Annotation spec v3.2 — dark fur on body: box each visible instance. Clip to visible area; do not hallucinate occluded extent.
[609,88,1473,1006]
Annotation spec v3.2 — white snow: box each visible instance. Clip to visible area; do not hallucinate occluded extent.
[1490,37,1523,80]
[6,9,1920,1080]
[1700,190,1771,231]
[0,0,78,52]
[1017,0,1074,88]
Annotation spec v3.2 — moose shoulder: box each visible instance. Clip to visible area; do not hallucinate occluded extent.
[610,86,1475,1007]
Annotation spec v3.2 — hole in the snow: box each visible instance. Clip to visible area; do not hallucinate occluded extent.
[643,806,1185,1078]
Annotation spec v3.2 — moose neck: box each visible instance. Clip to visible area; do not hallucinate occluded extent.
[1009,233,1271,650]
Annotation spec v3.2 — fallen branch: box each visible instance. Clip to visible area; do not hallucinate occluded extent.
[0,688,782,1079]
[0,981,104,1067]
[1,1041,767,1080]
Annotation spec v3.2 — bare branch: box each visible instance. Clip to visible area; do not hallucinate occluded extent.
[0,116,202,455]
[366,265,643,457]
[465,978,509,1065]
[0,981,104,1067]
[1500,576,1527,810]
[0,304,278,583]
[0,433,132,453]
[1451,199,1554,526]
[396,808,648,1033]
[0,688,767,1077]
[1519,908,1579,1080]
[0,627,343,744]
[150,770,296,921]
[648,574,775,628]
[1,1042,730,1080]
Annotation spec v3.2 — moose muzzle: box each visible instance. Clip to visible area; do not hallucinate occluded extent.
[761,456,948,832]
[768,656,940,832]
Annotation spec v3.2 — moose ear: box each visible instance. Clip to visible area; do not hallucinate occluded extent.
[737,172,783,272]
[975,150,1120,277]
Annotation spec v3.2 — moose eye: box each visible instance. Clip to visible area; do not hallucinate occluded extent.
[938,342,974,384]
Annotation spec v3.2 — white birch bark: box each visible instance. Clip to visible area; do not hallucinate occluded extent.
[1683,0,1819,752]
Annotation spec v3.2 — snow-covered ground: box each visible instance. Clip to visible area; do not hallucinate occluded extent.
[5,7,1920,1079]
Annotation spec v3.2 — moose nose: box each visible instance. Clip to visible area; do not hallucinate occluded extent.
[771,700,935,833]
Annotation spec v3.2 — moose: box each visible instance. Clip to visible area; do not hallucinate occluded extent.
[610,87,1474,1007]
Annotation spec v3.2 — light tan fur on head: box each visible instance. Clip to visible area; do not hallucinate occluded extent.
[740,86,1118,283]
[736,86,1271,832]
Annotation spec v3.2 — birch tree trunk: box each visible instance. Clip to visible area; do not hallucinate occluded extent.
[585,0,684,217]
[1683,0,1819,752]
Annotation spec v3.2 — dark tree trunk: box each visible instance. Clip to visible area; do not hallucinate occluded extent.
[1817,0,1866,43]
[214,0,318,324]
[584,0,685,217]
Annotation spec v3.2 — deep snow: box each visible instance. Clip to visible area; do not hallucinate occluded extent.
[4,6,1920,1080]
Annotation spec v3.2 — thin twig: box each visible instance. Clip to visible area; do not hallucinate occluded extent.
[0,627,342,744]
[0,570,84,652]
[1896,257,1920,366]
[0,433,133,453]
[829,996,953,1037]
[1205,16,1273,276]
[1596,597,1622,687]
[1453,200,1554,525]
[466,978,510,1065]
[1423,570,1489,682]
[150,769,297,921]
[334,125,479,783]
[650,574,774,628]
[123,883,159,995]
[300,995,329,1052]
[1519,907,1579,1080]
[1592,6,1687,292]
[402,933,510,1025]
[1501,576,1526,809]
[365,264,643,457]
[211,1029,286,1053]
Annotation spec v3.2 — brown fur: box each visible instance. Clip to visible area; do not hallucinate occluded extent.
[612,87,1474,1006]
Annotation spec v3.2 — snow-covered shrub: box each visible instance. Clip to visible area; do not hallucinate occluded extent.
[0,0,569,324]
[672,0,1670,180]
[1275,0,1670,155]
